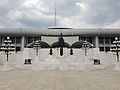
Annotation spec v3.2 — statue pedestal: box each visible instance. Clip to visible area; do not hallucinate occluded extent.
[32,56,40,70]
[33,56,39,64]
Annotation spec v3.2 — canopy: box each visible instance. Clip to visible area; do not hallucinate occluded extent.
[71,41,92,48]
[28,40,50,48]
[51,42,70,48]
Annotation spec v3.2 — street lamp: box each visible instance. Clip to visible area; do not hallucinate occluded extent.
[33,40,41,56]
[82,41,91,56]
[81,41,93,66]
[111,37,120,62]
[0,36,15,62]
[27,40,41,65]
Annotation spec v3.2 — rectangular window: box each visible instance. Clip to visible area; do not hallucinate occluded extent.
[0,37,1,45]
[80,37,86,41]
[10,37,15,44]
[105,37,109,44]
[99,37,104,44]
[16,37,21,44]
[111,37,115,44]
[1,37,5,44]
[34,37,40,41]
[87,37,93,44]
[28,37,33,44]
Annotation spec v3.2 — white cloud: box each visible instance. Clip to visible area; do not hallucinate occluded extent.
[0,0,120,28]
[76,2,87,11]
[105,20,120,28]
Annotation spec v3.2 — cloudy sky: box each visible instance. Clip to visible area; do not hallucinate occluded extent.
[0,0,120,28]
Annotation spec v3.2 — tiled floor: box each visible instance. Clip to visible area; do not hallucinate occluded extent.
[0,66,120,90]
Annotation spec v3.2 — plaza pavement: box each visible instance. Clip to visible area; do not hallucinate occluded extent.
[0,65,120,90]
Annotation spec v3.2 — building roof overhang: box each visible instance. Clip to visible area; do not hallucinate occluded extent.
[0,28,119,36]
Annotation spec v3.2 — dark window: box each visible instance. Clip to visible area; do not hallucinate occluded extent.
[10,37,15,43]
[34,37,40,41]
[87,37,93,44]
[16,37,21,44]
[99,47,104,51]
[25,37,28,46]
[105,37,109,44]
[79,36,80,41]
[28,37,33,44]
[99,37,104,44]
[0,37,1,45]
[1,37,5,44]
[80,37,86,41]
[111,37,115,44]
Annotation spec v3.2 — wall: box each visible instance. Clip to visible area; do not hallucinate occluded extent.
[0,52,23,65]
[41,36,79,45]
[0,48,117,66]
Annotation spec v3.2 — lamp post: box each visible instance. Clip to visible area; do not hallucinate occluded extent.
[32,40,41,65]
[0,36,15,71]
[0,36,15,62]
[111,37,120,62]
[81,40,93,67]
[82,41,91,56]
[33,40,41,56]
[111,37,120,71]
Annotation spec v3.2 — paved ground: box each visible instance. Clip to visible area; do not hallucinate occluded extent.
[0,66,120,90]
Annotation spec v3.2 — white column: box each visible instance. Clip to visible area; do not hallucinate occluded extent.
[21,36,25,51]
[94,36,100,60]
[95,36,99,48]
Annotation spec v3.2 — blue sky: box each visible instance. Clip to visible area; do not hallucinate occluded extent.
[0,0,120,28]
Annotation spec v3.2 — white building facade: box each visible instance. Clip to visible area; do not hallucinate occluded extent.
[0,28,119,52]
[0,28,119,67]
